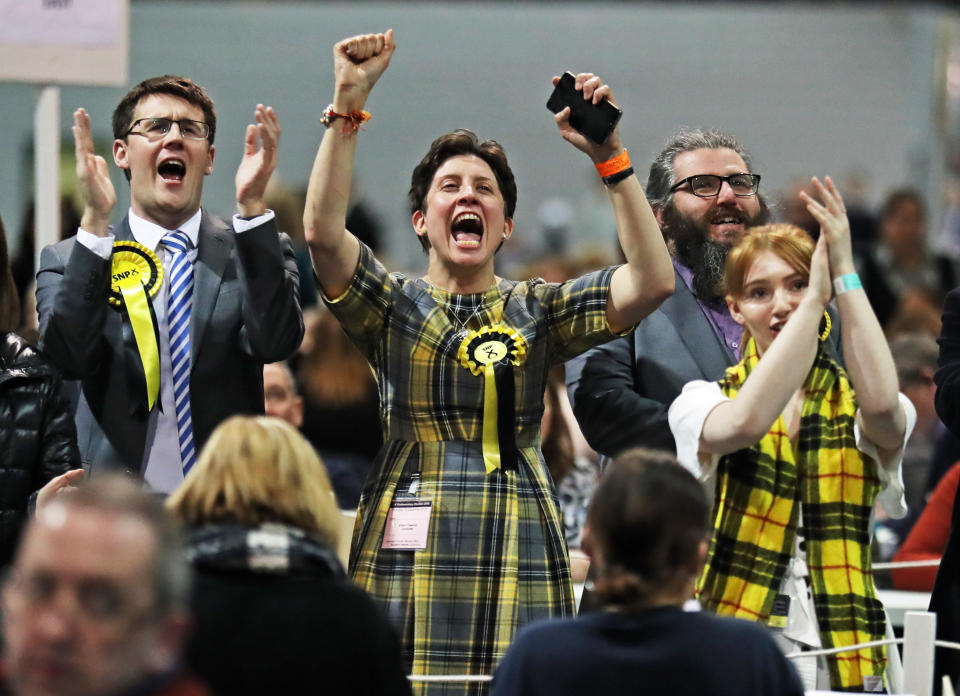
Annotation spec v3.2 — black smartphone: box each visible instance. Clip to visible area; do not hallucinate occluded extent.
[546,72,622,145]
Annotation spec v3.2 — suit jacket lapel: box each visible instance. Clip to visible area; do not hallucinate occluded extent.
[191,211,230,363]
[115,215,136,242]
[662,269,734,378]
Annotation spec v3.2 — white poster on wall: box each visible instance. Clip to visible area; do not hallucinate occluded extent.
[0,0,122,46]
[0,0,127,85]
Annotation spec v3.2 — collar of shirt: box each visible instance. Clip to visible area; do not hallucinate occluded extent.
[672,256,741,359]
[673,256,696,291]
[127,208,202,253]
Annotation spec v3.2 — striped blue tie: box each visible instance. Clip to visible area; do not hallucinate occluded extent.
[161,231,196,474]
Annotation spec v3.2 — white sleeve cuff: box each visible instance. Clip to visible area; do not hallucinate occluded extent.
[855,392,917,519]
[668,380,728,480]
[77,227,115,259]
[232,209,275,233]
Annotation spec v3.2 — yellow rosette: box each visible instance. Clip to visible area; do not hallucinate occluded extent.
[457,324,527,474]
[110,241,163,411]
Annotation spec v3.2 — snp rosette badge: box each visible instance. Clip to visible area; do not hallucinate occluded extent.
[456,324,527,474]
[110,241,163,411]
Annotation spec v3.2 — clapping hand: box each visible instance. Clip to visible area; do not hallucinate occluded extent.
[73,108,116,237]
[799,176,857,280]
[808,234,832,308]
[235,104,281,218]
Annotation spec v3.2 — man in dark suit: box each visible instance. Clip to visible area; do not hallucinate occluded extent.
[36,75,303,493]
[566,130,770,457]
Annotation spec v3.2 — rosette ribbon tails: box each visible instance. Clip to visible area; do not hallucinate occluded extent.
[457,324,527,474]
[109,241,163,413]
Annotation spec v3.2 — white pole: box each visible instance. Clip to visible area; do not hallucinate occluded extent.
[904,611,937,696]
[34,85,60,274]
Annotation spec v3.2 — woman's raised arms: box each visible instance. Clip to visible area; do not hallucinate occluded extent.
[303,30,396,299]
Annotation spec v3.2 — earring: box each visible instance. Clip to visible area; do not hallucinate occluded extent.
[501,232,507,240]
[818,311,832,342]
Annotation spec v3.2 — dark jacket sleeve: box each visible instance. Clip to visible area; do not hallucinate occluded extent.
[235,221,304,362]
[936,287,960,436]
[566,335,676,458]
[35,372,81,486]
[36,239,113,379]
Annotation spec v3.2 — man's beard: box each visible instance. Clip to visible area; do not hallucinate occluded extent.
[661,198,769,304]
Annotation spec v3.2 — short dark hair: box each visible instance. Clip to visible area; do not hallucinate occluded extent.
[588,448,709,607]
[47,475,190,614]
[408,129,517,253]
[880,187,925,223]
[113,75,216,145]
[646,128,754,211]
[0,215,20,332]
[889,332,939,389]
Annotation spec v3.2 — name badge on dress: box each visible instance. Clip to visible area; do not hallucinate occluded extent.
[769,593,791,631]
[382,499,432,550]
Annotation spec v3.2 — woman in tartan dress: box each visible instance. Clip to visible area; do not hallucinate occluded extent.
[302,30,673,694]
[669,177,913,692]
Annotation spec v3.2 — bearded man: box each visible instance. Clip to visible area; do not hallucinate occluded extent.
[566,130,773,456]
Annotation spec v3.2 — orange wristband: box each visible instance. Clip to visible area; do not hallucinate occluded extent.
[595,150,630,178]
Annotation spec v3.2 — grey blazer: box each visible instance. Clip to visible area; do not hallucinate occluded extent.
[36,211,303,475]
[566,267,841,458]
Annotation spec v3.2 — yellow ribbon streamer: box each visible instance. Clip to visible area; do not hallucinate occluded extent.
[110,242,163,411]
[121,282,160,410]
[456,324,527,475]
[482,364,500,474]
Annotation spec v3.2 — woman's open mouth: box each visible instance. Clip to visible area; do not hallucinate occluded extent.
[452,212,483,248]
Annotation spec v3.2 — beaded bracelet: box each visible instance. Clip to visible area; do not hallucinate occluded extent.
[320,104,371,134]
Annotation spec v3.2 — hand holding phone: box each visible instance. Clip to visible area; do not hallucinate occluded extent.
[546,72,622,145]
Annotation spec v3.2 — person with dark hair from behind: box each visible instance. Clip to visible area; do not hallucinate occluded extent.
[0,475,206,696]
[0,214,83,567]
[492,448,803,696]
[166,415,411,696]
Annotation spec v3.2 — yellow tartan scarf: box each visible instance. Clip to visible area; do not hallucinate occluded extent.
[698,337,886,691]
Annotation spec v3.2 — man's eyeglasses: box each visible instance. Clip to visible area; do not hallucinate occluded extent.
[126,118,210,142]
[670,173,761,198]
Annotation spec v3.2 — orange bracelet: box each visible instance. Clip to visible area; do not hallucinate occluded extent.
[595,150,630,178]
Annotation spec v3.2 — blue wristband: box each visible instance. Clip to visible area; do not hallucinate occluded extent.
[833,273,862,295]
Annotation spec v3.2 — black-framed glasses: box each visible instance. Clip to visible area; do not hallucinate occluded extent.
[670,173,761,198]
[126,117,210,142]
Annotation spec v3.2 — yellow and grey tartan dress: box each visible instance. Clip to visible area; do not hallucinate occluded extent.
[698,338,887,692]
[324,243,624,694]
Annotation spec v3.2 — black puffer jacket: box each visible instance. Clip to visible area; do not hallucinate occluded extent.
[0,332,79,565]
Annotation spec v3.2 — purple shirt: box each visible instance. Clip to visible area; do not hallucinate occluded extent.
[673,258,741,359]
